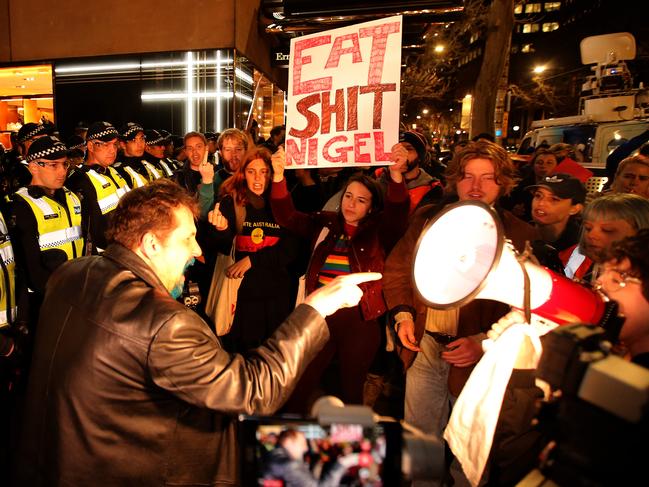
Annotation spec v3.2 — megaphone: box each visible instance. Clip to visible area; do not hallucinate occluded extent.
[412,201,606,326]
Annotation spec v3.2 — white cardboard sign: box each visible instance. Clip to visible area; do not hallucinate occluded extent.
[285,15,403,168]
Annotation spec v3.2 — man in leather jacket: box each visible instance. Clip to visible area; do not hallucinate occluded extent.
[14,179,379,487]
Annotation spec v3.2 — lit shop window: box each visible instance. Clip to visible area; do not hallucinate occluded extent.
[542,22,560,32]
[525,3,542,13]
[522,23,540,33]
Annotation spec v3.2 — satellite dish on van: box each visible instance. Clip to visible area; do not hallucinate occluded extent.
[580,32,636,65]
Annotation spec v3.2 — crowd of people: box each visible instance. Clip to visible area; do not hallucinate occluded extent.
[0,119,648,486]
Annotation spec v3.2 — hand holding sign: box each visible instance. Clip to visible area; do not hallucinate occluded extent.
[208,202,228,231]
[271,146,286,182]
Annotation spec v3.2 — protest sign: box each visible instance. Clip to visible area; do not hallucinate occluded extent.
[286,15,402,168]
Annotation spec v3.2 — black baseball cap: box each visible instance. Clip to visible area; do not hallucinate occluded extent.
[527,173,587,204]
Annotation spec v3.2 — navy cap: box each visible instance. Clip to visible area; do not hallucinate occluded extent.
[17,123,47,144]
[144,129,165,146]
[26,135,67,162]
[119,122,144,141]
[87,121,119,142]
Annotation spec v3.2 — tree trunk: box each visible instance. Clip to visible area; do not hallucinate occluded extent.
[471,0,514,138]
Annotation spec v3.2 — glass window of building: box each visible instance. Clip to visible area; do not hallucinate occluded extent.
[544,2,561,11]
[542,22,560,32]
[522,23,540,33]
[525,3,542,13]
[514,3,523,14]
[0,64,54,150]
[52,50,284,141]
[521,43,535,53]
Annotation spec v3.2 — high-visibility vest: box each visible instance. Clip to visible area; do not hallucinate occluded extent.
[86,166,130,215]
[0,213,17,328]
[14,187,84,260]
[157,159,174,177]
[141,160,163,181]
[123,166,148,188]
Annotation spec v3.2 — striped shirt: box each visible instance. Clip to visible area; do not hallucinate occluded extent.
[317,224,357,287]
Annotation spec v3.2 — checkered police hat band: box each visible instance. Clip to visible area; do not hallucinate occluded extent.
[27,144,67,162]
[88,127,119,141]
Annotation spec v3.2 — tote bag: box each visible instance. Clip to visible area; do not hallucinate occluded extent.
[205,242,242,335]
[295,226,330,307]
[205,200,246,335]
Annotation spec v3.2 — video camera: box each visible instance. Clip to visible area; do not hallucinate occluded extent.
[181,280,201,311]
[238,397,444,486]
[528,324,649,486]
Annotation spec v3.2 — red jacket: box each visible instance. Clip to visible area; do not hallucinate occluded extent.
[270,176,409,320]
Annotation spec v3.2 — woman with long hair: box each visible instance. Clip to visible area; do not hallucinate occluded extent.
[269,148,410,413]
[207,147,299,353]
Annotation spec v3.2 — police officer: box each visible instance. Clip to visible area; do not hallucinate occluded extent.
[4,123,49,192]
[115,122,162,187]
[67,121,130,254]
[144,129,175,178]
[0,210,17,347]
[10,136,84,325]
[0,209,18,476]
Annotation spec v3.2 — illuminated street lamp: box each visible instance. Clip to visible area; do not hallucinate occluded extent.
[434,44,445,53]
[422,108,429,115]
[533,65,546,75]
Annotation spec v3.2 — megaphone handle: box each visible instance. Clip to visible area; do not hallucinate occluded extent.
[516,242,533,324]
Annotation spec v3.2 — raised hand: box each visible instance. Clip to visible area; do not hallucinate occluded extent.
[208,202,229,231]
[198,147,215,184]
[271,146,286,182]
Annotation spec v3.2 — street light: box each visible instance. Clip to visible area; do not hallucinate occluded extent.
[422,108,429,115]
[434,45,445,53]
[513,125,520,132]
[533,65,546,75]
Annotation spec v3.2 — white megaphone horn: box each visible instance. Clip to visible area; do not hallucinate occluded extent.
[412,201,606,326]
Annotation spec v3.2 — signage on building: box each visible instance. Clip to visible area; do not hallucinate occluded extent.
[271,47,290,67]
[285,15,403,168]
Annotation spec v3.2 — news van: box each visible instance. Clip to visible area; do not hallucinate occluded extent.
[515,33,649,181]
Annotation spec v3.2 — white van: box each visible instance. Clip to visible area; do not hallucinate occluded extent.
[516,116,649,175]
[514,32,649,182]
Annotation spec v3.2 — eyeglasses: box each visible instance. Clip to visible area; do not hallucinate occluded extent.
[92,140,118,151]
[594,266,642,293]
[35,160,71,170]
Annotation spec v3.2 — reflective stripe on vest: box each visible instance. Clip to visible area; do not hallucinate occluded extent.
[0,214,17,327]
[124,166,148,188]
[86,168,130,215]
[141,160,163,180]
[15,187,84,259]
[158,159,174,177]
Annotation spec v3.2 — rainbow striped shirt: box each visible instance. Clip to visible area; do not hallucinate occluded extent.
[317,234,352,287]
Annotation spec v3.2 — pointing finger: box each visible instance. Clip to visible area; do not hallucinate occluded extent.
[339,272,382,285]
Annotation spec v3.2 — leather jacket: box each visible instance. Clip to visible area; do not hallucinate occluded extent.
[15,244,329,486]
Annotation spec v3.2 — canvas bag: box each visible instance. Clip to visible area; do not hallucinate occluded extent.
[205,199,246,335]
[294,226,330,307]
